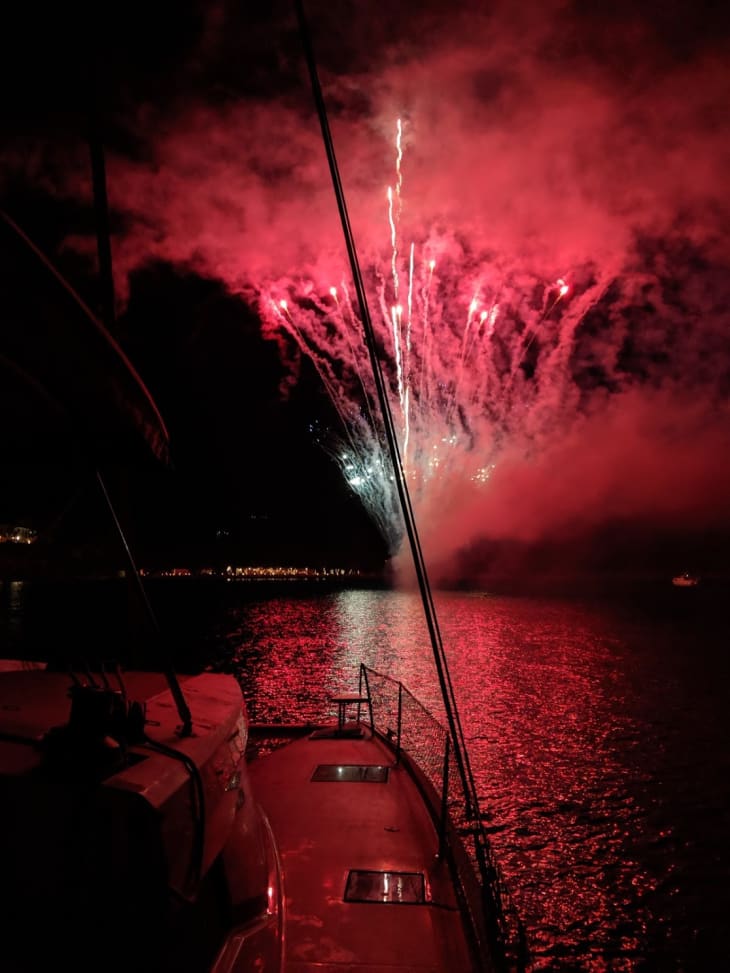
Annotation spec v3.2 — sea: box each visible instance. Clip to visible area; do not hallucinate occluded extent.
[1,576,728,972]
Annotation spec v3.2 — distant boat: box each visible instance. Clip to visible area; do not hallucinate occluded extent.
[672,572,700,587]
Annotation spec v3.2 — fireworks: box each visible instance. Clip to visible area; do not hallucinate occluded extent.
[259,120,612,554]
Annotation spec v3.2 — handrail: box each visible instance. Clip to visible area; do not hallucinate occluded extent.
[359,664,529,971]
[357,664,375,730]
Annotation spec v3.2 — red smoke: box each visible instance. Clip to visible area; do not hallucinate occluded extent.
[15,0,730,579]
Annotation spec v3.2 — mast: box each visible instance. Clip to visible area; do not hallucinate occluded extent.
[88,107,116,335]
[85,65,193,736]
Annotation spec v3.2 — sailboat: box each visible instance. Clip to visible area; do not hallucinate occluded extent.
[0,7,527,973]
[672,572,700,588]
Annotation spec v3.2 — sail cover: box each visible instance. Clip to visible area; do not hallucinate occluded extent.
[0,211,170,467]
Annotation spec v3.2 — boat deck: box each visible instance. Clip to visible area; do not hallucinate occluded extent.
[249,724,476,973]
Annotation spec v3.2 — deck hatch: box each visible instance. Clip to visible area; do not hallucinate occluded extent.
[311,764,389,783]
[344,870,426,904]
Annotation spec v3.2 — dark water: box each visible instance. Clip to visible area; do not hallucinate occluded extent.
[2,578,729,971]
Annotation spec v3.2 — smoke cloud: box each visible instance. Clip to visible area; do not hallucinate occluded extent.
[11,0,730,580]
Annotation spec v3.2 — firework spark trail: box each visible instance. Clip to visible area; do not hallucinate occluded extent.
[391,303,406,414]
[395,117,403,218]
[329,283,381,435]
[419,258,437,414]
[531,278,615,420]
[387,186,399,299]
[269,291,403,547]
[407,242,415,353]
[387,119,411,450]
[302,279,402,543]
[273,300,352,431]
[403,241,415,467]
[444,294,479,428]
[511,278,571,378]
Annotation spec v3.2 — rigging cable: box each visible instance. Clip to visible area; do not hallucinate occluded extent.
[294,0,477,821]
[83,57,191,736]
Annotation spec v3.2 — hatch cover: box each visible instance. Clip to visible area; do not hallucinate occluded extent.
[344,870,426,904]
[311,764,389,782]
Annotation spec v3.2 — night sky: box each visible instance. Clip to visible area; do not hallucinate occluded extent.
[2,0,730,586]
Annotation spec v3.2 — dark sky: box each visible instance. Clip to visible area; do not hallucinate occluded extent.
[2,1,730,584]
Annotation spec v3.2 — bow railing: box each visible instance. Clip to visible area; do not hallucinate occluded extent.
[358,664,528,972]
